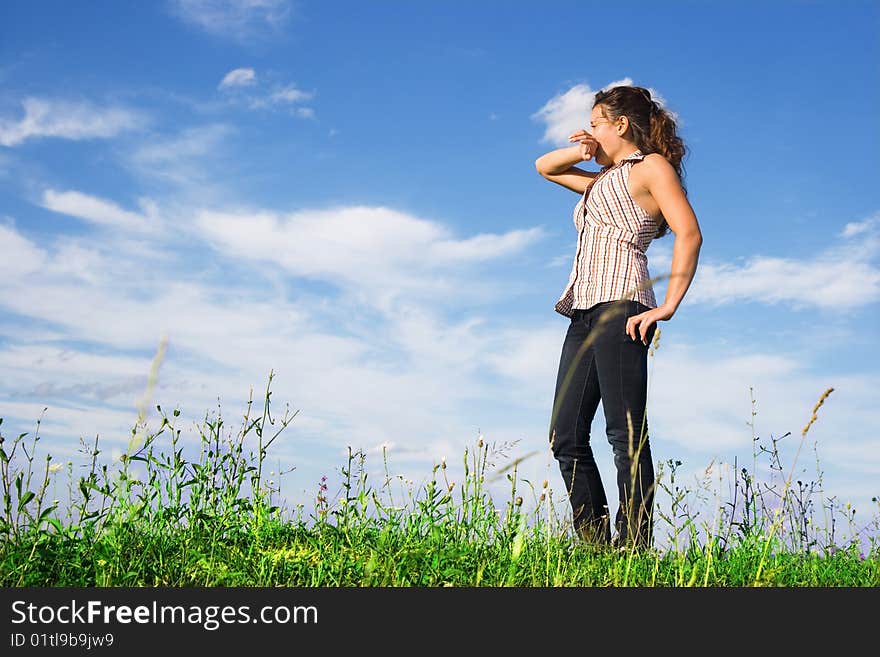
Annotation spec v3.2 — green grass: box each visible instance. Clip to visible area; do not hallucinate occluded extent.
[2,371,878,587]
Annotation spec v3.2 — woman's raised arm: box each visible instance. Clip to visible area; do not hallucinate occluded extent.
[535,145,599,194]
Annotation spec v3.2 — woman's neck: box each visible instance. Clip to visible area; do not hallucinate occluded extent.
[610,142,641,165]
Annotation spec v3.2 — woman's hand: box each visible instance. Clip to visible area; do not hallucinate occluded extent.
[626,304,675,345]
[568,129,598,161]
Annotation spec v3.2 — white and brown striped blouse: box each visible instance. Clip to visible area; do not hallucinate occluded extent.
[554,149,659,318]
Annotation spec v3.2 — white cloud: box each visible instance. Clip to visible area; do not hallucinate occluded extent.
[213,65,315,116]
[532,78,677,147]
[0,198,549,486]
[600,77,636,92]
[41,190,158,234]
[218,67,257,89]
[0,200,546,434]
[647,241,673,276]
[126,123,235,190]
[168,0,293,41]
[194,205,545,308]
[531,83,598,147]
[0,97,144,147]
[267,84,313,104]
[684,218,880,311]
[648,343,813,451]
[546,253,571,269]
[0,220,48,278]
[532,78,635,146]
[0,150,12,178]
[841,212,880,238]
[243,82,316,116]
[430,228,545,262]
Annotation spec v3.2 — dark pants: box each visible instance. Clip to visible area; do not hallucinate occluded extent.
[549,299,658,548]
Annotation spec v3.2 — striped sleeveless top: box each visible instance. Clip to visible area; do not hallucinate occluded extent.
[554,149,659,318]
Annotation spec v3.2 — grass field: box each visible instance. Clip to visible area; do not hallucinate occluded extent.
[2,370,877,587]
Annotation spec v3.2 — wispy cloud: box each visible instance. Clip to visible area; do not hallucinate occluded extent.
[168,0,293,42]
[685,213,880,311]
[531,78,675,147]
[41,190,158,234]
[217,67,316,117]
[249,83,315,109]
[218,67,257,89]
[648,342,878,517]
[194,205,544,309]
[0,97,145,147]
[0,207,541,474]
[0,220,48,277]
[0,150,12,178]
[531,83,600,147]
[126,123,235,192]
[842,213,880,238]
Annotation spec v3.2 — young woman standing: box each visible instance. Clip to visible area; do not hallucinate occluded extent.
[535,85,702,550]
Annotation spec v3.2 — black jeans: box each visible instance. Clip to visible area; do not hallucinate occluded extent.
[549,299,658,548]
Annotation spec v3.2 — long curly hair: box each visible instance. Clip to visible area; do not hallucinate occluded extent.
[592,85,687,240]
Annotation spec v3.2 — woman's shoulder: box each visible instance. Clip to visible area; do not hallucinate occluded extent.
[630,152,677,185]
[638,152,672,168]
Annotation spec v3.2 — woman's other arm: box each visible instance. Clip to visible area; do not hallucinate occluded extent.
[642,154,703,318]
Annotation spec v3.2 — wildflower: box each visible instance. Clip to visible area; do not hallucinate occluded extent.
[48,463,63,473]
[801,387,834,436]
[651,326,661,351]
[515,496,523,507]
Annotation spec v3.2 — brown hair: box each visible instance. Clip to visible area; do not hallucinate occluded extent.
[593,85,686,239]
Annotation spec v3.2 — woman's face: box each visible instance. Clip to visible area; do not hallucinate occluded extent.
[588,105,621,166]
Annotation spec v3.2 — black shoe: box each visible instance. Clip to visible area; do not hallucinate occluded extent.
[611,531,651,553]
[575,519,611,546]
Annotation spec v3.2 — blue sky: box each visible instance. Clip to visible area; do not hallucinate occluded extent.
[1,0,878,549]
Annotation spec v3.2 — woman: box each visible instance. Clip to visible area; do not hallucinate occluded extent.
[535,85,702,550]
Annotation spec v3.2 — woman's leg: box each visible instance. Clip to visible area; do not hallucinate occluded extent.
[590,300,657,549]
[549,315,610,543]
